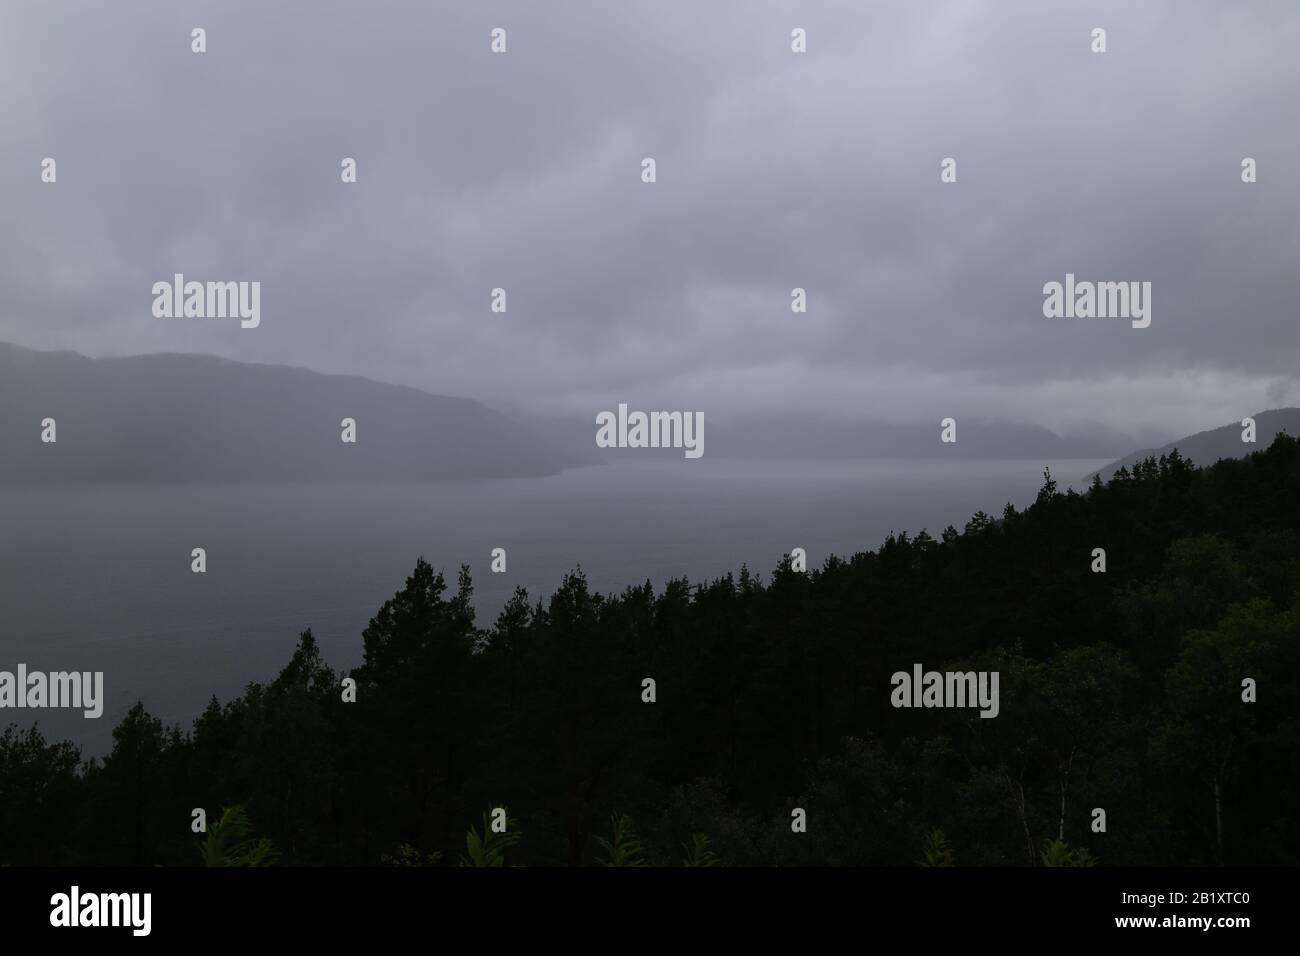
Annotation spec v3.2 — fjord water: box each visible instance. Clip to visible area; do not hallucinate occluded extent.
[0,458,1108,753]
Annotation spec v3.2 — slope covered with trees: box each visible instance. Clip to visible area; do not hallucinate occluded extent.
[3,436,1298,866]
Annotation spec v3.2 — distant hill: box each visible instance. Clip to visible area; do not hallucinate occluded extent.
[527,414,1125,461]
[0,343,573,481]
[1086,408,1300,482]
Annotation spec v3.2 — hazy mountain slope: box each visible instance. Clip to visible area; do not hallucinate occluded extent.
[528,414,1124,461]
[705,417,1120,459]
[1086,408,1300,482]
[0,343,572,481]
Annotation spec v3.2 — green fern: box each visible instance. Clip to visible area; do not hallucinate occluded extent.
[1040,839,1098,867]
[593,813,647,866]
[680,832,720,867]
[196,805,280,867]
[459,808,520,867]
[917,827,955,867]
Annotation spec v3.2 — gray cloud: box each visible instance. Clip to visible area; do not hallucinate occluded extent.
[1,0,1296,439]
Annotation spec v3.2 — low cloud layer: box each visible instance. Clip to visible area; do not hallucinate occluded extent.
[2,0,1296,440]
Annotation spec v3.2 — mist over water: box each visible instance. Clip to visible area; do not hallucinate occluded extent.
[0,458,1108,754]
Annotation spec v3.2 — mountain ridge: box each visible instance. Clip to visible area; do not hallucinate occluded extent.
[1085,407,1300,482]
[0,342,573,481]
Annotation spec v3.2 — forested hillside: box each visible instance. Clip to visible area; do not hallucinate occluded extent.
[3,436,1298,867]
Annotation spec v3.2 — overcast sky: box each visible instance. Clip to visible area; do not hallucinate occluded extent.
[1,0,1297,440]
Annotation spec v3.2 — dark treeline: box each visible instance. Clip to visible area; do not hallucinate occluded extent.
[3,437,1299,866]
